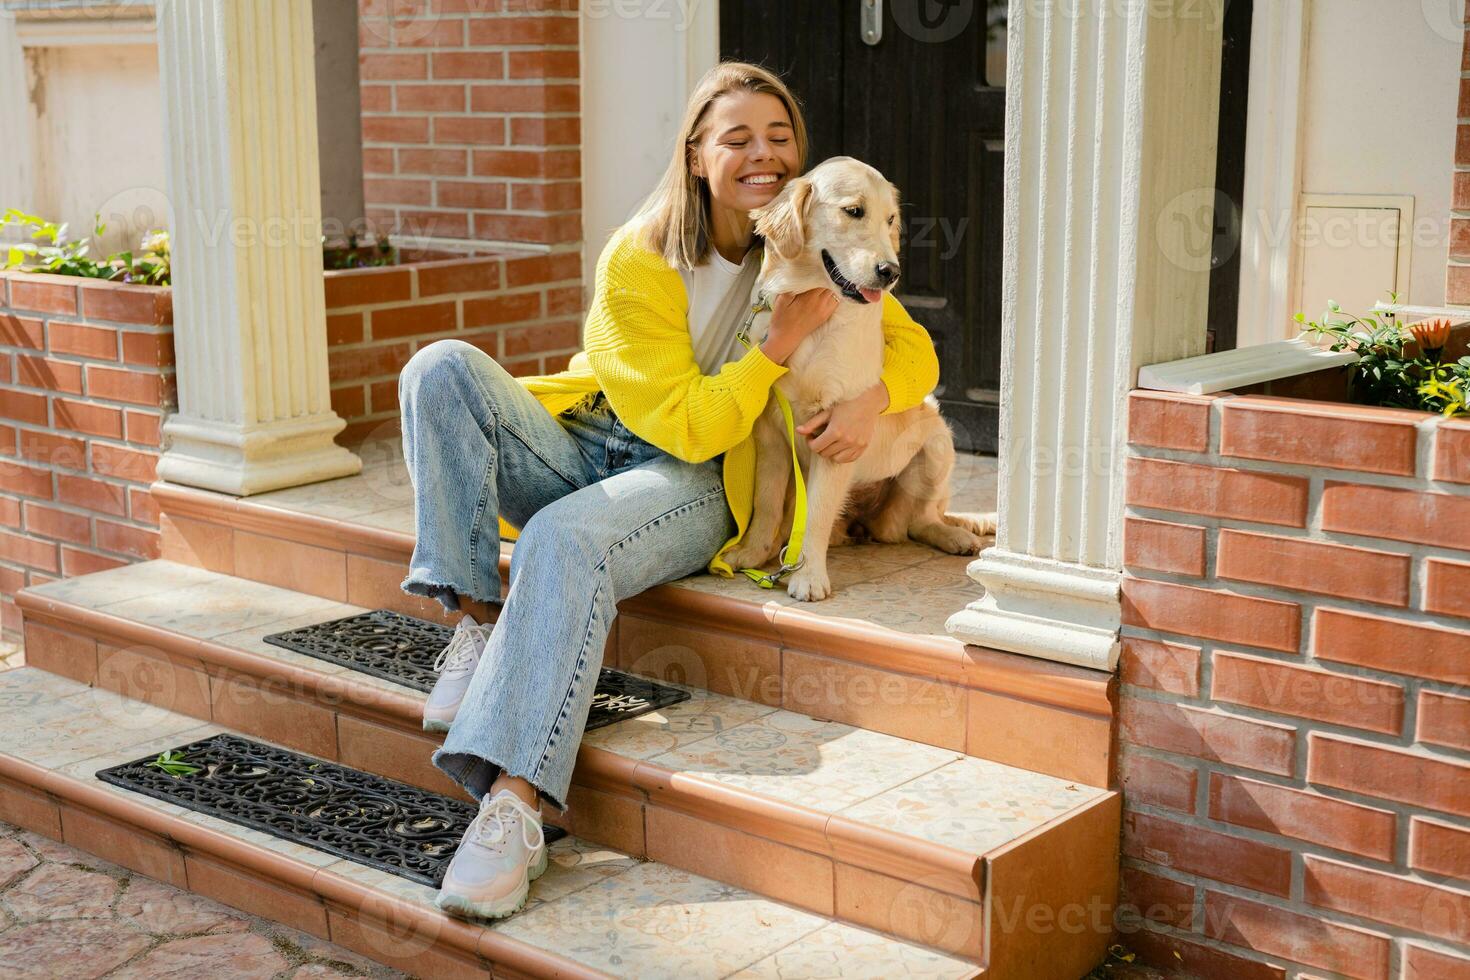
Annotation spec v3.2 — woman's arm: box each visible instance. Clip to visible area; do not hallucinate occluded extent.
[875,292,941,415]
[797,294,938,462]
[588,335,788,464]
[582,229,789,464]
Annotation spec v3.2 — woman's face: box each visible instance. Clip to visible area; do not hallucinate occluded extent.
[691,91,802,216]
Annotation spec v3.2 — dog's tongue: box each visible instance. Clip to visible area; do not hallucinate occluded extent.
[859,287,883,305]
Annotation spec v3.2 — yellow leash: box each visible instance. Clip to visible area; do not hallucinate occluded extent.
[731,294,808,589]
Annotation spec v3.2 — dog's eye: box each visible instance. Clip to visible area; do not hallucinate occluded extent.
[844,206,865,219]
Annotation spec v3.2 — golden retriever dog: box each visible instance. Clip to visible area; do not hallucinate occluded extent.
[720,156,996,601]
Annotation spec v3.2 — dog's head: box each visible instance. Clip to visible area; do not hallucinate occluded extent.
[751,156,901,305]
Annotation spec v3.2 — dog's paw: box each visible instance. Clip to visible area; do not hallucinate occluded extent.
[721,542,777,571]
[786,566,832,602]
[914,521,986,556]
[945,511,997,537]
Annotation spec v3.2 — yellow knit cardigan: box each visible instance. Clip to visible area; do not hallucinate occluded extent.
[499,221,941,576]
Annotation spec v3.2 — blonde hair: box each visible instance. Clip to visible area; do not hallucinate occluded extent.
[634,61,809,270]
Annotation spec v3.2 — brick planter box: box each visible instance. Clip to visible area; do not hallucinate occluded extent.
[0,271,176,637]
[1118,388,1470,978]
[324,248,583,447]
[0,252,584,638]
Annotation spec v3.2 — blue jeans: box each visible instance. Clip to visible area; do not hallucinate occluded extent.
[396,339,735,812]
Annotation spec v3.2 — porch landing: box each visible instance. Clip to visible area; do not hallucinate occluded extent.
[204,441,1000,640]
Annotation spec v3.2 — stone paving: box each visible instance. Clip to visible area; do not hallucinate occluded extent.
[0,818,404,980]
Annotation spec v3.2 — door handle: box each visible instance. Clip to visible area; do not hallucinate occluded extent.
[861,0,882,45]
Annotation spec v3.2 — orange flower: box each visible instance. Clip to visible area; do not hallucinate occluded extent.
[1409,317,1452,352]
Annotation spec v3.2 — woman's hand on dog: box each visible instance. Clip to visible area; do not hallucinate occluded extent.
[796,385,887,464]
[760,288,839,364]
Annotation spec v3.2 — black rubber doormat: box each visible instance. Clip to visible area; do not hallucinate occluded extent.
[96,732,566,887]
[262,609,691,729]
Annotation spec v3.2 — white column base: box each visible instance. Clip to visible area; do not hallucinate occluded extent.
[945,549,1121,672]
[158,413,362,497]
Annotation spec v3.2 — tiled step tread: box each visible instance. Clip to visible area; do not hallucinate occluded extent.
[0,667,978,979]
[24,561,1107,862]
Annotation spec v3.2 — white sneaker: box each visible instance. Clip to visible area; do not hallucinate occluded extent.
[422,614,491,733]
[434,789,548,920]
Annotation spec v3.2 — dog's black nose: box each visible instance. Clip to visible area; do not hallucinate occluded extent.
[875,261,900,285]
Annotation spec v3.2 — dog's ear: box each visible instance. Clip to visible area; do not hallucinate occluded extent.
[887,181,903,254]
[752,177,813,260]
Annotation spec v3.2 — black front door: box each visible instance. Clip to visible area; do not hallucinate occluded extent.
[722,1,1007,452]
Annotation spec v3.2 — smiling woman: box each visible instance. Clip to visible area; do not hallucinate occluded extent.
[637,62,808,270]
[393,60,940,926]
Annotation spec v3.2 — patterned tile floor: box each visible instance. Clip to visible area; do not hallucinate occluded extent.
[237,441,1000,640]
[0,668,978,978]
[28,565,1107,861]
[0,822,405,980]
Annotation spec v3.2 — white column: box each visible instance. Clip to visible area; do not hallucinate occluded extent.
[0,13,34,214]
[155,0,359,496]
[946,0,1223,671]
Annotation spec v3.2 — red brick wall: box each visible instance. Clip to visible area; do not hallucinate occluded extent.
[0,272,176,639]
[326,249,582,446]
[1119,390,1470,978]
[1449,11,1470,304]
[357,0,581,247]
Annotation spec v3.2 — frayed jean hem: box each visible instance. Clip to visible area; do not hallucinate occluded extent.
[400,571,505,612]
[432,747,567,814]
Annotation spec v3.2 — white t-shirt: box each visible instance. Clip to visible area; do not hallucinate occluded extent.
[679,246,762,376]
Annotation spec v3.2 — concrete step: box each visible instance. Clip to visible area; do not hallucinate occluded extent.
[18,561,1120,976]
[150,467,1115,789]
[0,667,984,979]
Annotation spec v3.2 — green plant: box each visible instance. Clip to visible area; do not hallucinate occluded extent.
[113,228,172,286]
[144,749,200,778]
[3,211,401,286]
[323,231,396,270]
[1,209,171,285]
[1296,296,1469,418]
